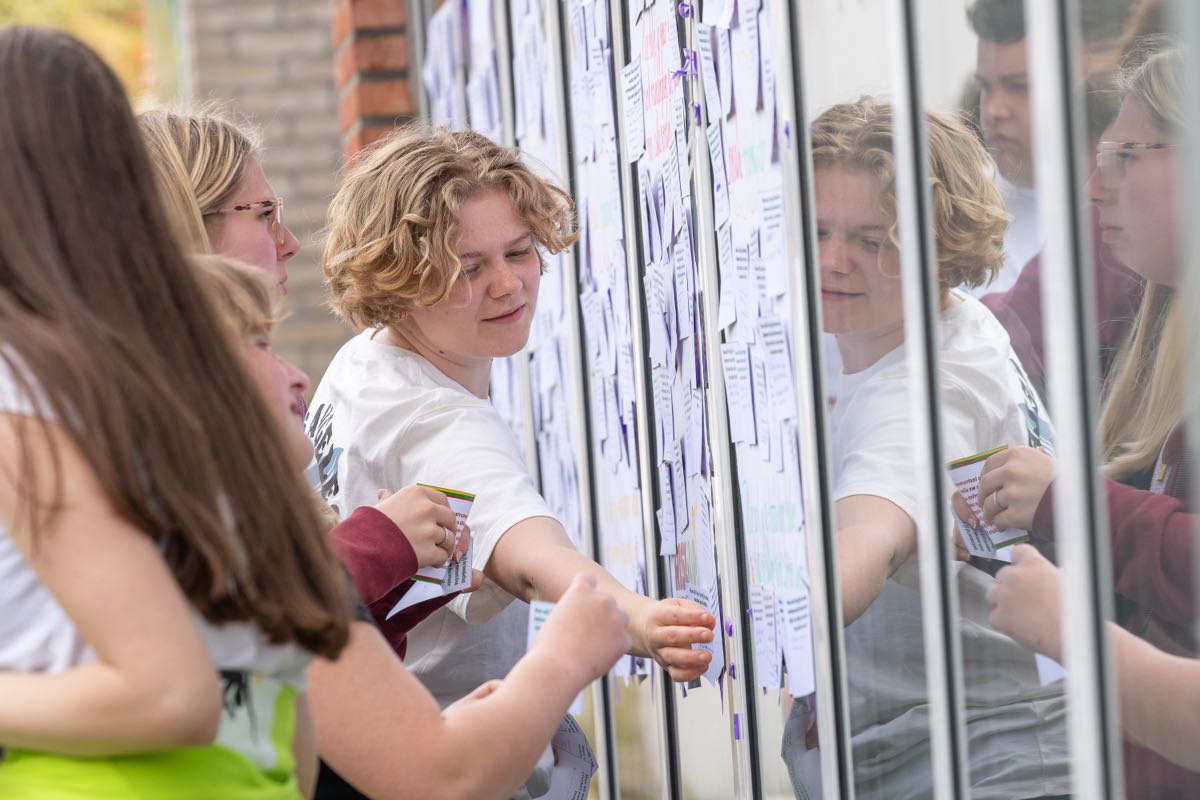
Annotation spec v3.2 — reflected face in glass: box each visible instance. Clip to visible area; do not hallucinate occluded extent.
[402,187,541,364]
[815,167,905,362]
[206,157,300,295]
[976,38,1033,187]
[240,333,313,471]
[1090,97,1179,286]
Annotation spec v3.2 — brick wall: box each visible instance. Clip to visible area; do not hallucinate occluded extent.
[185,0,416,384]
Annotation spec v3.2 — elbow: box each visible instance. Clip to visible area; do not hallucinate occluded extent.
[150,672,222,747]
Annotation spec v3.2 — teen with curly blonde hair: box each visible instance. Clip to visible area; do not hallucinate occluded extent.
[312,124,716,795]
[789,97,1066,800]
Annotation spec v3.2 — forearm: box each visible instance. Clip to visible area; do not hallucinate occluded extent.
[436,651,586,799]
[487,521,656,657]
[309,623,581,800]
[515,543,655,657]
[836,523,898,626]
[0,662,220,755]
[1111,624,1200,771]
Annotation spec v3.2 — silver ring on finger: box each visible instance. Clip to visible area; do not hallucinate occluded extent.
[439,526,450,547]
[995,488,1008,512]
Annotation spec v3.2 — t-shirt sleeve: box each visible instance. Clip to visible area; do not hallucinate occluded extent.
[834,370,986,520]
[833,370,923,520]
[0,352,49,419]
[392,401,559,623]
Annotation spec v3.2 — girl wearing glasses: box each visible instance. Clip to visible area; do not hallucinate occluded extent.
[139,109,299,295]
[0,25,354,798]
[981,48,1199,795]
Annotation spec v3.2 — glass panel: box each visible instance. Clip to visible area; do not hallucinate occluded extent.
[566,0,666,794]
[791,1,959,797]
[914,2,1076,798]
[622,2,736,797]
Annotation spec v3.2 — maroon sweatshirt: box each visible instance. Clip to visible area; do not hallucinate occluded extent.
[330,506,460,660]
[981,208,1144,401]
[1030,427,1197,798]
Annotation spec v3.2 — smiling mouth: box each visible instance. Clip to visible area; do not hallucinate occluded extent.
[486,305,526,323]
[821,289,862,300]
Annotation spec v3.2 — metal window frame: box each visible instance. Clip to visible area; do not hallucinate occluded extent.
[607,1,679,796]
[885,0,972,795]
[1024,1,1123,796]
[773,0,857,795]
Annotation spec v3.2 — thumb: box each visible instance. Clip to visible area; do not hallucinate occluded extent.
[1010,543,1037,564]
[377,488,393,501]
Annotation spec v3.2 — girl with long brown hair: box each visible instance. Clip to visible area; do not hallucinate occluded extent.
[0,25,351,798]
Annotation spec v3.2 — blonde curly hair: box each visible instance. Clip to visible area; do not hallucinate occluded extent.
[810,97,1008,291]
[323,124,579,329]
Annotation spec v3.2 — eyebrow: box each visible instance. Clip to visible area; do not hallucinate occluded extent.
[457,232,534,260]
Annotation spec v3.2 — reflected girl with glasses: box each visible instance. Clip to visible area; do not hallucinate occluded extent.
[986,47,1200,796]
[786,97,1067,800]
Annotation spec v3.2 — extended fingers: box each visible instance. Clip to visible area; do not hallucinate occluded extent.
[653,598,717,630]
[650,624,714,649]
[658,646,713,681]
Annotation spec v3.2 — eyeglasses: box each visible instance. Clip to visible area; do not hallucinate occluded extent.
[1095,141,1174,188]
[203,197,286,245]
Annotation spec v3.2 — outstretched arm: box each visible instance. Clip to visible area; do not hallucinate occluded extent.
[484,517,716,681]
[0,415,220,755]
[834,494,918,625]
[309,574,629,800]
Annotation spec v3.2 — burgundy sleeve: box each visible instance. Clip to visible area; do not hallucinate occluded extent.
[329,506,466,660]
[1028,478,1194,628]
[1104,480,1195,628]
[329,506,419,606]
[982,254,1047,401]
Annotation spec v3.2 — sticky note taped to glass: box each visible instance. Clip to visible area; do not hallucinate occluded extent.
[947,446,1029,559]
[385,484,475,620]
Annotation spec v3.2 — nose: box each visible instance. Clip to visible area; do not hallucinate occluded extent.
[278,224,300,263]
[818,235,850,275]
[284,356,310,395]
[981,89,1010,123]
[488,258,523,298]
[1085,165,1110,207]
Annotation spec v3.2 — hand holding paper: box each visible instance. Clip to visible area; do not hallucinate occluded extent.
[947,446,1030,559]
[385,484,476,619]
[975,446,1056,531]
[374,485,466,568]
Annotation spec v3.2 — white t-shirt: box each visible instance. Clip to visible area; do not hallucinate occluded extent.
[828,293,1066,800]
[307,329,560,706]
[968,175,1041,298]
[0,356,310,778]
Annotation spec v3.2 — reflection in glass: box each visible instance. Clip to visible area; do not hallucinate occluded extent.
[799,94,1068,798]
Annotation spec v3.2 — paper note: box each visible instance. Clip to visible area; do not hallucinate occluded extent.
[621,59,646,163]
[779,586,816,698]
[717,27,733,118]
[527,600,584,715]
[947,447,1030,558]
[720,343,756,444]
[386,485,476,619]
[545,714,598,799]
[697,24,720,119]
[707,121,731,228]
[758,316,797,420]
